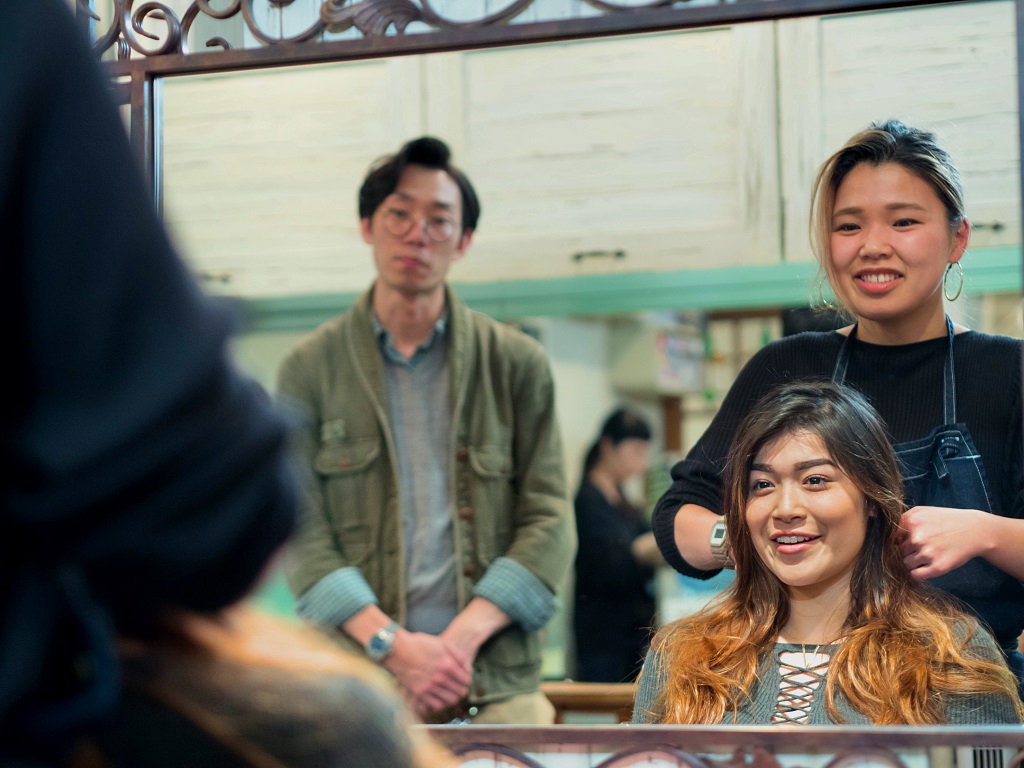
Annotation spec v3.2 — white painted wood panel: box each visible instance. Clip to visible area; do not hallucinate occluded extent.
[161,58,424,295]
[778,0,1019,264]
[162,26,780,296]
[776,17,825,266]
[448,27,781,284]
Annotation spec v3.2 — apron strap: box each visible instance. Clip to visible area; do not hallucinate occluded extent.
[831,330,852,385]
[942,315,956,425]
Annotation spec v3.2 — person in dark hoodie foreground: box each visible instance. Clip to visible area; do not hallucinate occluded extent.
[0,3,448,766]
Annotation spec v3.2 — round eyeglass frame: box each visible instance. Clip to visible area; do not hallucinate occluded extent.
[381,207,458,243]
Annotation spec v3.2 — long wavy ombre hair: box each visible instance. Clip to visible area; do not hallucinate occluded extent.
[651,382,1023,724]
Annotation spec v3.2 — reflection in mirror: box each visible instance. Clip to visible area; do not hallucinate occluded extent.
[159,0,1022,718]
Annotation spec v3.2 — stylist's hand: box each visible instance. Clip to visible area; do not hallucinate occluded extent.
[899,506,989,580]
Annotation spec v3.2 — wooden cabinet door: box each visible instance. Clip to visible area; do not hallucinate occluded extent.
[778,0,1019,264]
[433,26,781,284]
[161,57,424,297]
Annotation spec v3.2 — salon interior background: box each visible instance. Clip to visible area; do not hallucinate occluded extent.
[96,0,1022,678]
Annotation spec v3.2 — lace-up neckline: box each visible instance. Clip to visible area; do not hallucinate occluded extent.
[772,644,833,725]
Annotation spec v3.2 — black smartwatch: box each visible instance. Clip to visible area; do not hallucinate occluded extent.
[365,620,400,662]
[709,520,734,569]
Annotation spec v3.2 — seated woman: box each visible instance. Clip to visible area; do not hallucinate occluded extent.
[633,381,1023,725]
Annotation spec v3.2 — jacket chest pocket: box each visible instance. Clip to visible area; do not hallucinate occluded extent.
[315,437,382,544]
[466,445,515,561]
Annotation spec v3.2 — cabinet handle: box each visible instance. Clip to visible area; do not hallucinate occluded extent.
[197,270,233,284]
[972,220,1005,232]
[572,249,626,262]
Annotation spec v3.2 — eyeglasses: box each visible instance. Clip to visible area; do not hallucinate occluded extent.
[381,207,458,243]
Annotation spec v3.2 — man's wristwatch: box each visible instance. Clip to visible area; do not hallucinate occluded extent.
[709,520,734,569]
[365,620,400,662]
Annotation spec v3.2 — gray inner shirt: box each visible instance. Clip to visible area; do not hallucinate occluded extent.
[373,312,458,635]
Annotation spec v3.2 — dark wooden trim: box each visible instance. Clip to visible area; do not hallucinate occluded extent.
[540,681,634,724]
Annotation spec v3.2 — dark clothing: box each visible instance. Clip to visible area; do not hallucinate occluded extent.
[574,480,656,683]
[1,0,298,757]
[838,322,1021,688]
[652,330,1024,652]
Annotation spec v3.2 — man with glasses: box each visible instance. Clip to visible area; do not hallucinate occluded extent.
[279,137,575,724]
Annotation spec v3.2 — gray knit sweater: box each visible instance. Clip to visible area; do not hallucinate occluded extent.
[632,629,1022,725]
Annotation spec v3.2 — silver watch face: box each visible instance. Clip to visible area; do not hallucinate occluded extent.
[366,625,397,661]
[710,521,727,545]
[709,520,734,568]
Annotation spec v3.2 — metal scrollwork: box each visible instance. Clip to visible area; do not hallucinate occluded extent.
[321,0,426,37]
[82,0,183,58]
[123,2,184,56]
[444,745,933,768]
[578,0,677,13]
[83,0,702,61]
[415,0,533,30]
[84,0,433,57]
[181,0,241,51]
[238,0,327,47]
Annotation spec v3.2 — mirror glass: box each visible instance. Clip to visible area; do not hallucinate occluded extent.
[159,0,1021,710]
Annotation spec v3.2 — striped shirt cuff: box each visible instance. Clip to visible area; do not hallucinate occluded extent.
[295,567,378,630]
[473,557,557,633]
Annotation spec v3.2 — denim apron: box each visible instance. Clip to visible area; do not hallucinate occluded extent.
[832,316,1024,688]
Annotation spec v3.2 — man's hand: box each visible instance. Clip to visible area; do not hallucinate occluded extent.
[385,630,472,716]
[342,605,471,716]
[441,597,511,661]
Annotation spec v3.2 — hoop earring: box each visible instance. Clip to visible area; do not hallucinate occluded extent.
[944,261,964,302]
[813,276,835,310]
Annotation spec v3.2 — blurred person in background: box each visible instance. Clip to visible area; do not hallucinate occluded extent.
[573,409,663,683]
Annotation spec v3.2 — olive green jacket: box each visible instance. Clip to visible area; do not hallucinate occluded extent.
[278,286,575,703]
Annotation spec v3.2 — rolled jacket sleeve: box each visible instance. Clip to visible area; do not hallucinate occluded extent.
[473,557,557,633]
[294,567,378,630]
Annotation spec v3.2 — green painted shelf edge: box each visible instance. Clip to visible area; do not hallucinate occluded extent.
[233,246,1022,333]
